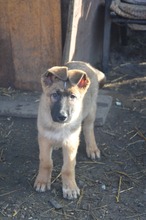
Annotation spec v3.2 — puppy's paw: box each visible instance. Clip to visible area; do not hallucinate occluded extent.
[86,145,100,160]
[34,174,51,192]
[62,185,80,200]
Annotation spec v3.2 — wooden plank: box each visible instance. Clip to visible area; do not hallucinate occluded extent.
[0,0,15,87]
[63,0,104,67]
[0,0,62,90]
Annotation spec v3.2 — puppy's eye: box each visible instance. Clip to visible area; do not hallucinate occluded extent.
[51,92,60,101]
[70,94,77,100]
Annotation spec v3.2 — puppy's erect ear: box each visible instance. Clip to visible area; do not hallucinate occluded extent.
[68,69,90,89]
[48,66,68,81]
[41,66,68,86]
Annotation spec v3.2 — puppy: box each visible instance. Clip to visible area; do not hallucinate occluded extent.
[34,61,105,199]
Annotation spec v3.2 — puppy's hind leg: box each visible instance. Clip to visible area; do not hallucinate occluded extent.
[83,106,100,160]
[34,135,53,192]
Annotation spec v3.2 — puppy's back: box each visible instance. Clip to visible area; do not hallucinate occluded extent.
[66,61,106,89]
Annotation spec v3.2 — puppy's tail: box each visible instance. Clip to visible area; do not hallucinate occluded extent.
[96,70,106,88]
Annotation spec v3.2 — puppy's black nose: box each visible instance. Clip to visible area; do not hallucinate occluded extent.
[57,112,68,122]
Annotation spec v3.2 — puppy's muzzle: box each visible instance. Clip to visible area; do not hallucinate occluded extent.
[57,111,68,122]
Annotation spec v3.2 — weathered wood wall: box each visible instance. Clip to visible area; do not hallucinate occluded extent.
[0,0,62,90]
[63,0,104,68]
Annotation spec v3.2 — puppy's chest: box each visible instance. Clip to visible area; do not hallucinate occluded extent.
[44,128,70,141]
[42,126,80,145]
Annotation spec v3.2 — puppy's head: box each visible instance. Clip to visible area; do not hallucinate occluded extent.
[41,66,90,124]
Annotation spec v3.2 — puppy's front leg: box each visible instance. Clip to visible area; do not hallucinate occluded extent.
[62,141,80,200]
[34,135,53,192]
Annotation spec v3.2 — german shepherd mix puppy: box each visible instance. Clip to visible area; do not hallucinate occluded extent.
[34,61,106,200]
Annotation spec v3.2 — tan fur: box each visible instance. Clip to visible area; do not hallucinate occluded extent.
[34,61,105,199]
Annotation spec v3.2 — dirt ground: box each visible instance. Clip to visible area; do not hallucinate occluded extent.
[0,31,146,220]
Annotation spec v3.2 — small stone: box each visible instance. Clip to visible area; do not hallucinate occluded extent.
[115,101,122,106]
[48,196,63,209]
[101,184,106,190]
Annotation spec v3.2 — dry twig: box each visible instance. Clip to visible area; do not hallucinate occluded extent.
[0,188,22,197]
[116,176,122,203]
[77,187,84,205]
[79,161,105,165]
[135,127,146,142]
[126,212,146,219]
[51,172,61,184]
